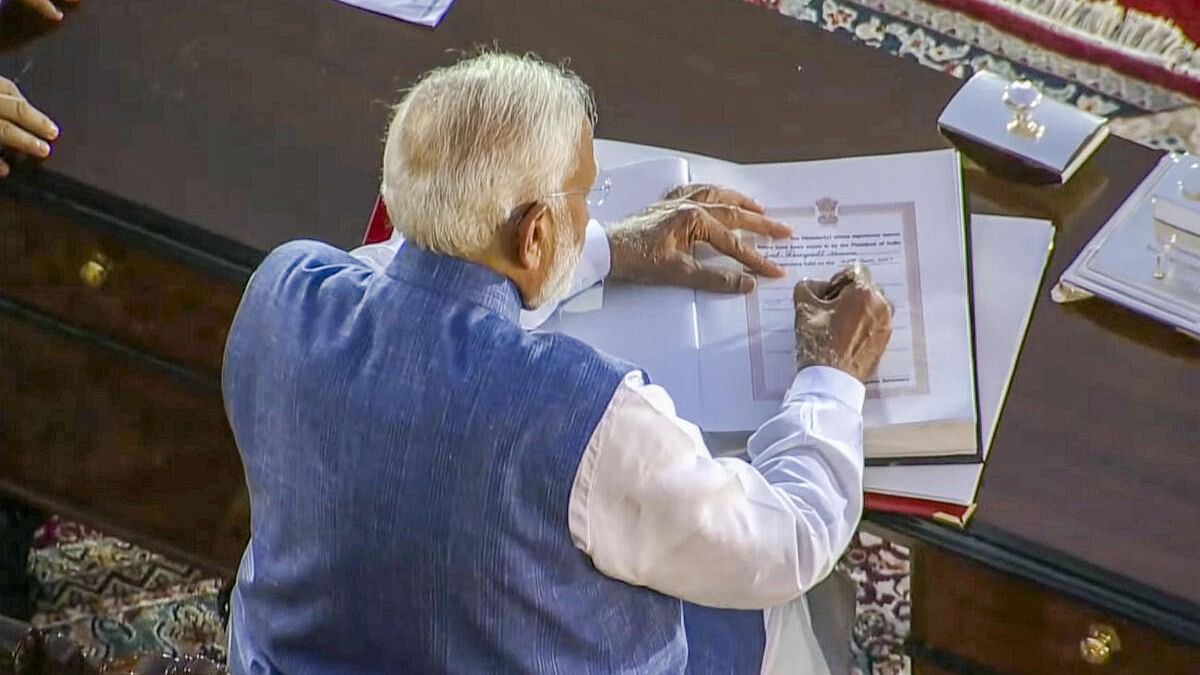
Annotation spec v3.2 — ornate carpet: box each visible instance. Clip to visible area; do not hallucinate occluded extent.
[752,0,1200,153]
[25,520,908,673]
[19,3,1196,675]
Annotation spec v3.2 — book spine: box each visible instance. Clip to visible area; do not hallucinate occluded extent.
[865,493,977,528]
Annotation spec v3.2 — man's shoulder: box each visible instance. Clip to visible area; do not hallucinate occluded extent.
[232,240,375,343]
[257,239,360,276]
[246,240,372,297]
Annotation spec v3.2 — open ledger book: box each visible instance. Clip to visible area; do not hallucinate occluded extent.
[541,141,977,463]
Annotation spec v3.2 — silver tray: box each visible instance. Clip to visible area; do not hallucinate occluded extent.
[1054,153,1200,339]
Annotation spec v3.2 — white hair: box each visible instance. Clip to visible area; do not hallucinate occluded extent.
[380,51,596,257]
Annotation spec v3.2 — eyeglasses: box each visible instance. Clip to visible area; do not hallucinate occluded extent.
[544,176,611,208]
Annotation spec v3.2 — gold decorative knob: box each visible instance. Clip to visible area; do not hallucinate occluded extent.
[1079,623,1121,665]
[79,253,112,288]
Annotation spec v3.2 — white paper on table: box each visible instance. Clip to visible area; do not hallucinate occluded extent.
[590,157,689,225]
[582,141,1051,500]
[331,0,455,27]
[864,215,1053,504]
[709,215,1051,503]
[589,142,976,445]
[689,151,974,438]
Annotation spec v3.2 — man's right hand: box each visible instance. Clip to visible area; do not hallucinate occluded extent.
[0,76,58,177]
[792,263,892,383]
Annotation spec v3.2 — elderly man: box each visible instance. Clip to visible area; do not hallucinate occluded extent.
[223,51,891,674]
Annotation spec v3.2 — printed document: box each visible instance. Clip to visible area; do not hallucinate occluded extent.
[546,141,977,462]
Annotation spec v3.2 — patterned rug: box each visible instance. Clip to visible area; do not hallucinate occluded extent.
[25,521,908,674]
[27,517,226,665]
[16,4,1197,675]
[752,0,1200,153]
[918,0,1200,97]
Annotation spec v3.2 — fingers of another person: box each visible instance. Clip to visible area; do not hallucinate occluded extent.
[18,0,64,21]
[0,157,9,177]
[0,94,58,142]
[0,118,52,158]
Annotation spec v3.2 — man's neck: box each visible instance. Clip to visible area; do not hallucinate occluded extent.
[469,247,536,308]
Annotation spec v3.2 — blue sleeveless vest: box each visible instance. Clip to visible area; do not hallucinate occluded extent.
[222,241,687,674]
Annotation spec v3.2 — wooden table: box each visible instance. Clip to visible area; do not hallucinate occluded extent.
[1,1,1197,672]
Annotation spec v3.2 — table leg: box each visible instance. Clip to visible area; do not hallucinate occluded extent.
[0,496,44,621]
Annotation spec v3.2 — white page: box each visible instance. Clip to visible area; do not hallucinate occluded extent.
[548,286,703,416]
[594,139,724,173]
[691,150,975,435]
[734,212,925,401]
[589,158,689,225]
[864,215,1054,504]
[544,155,702,416]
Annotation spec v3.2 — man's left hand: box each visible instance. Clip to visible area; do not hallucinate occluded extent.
[605,184,792,293]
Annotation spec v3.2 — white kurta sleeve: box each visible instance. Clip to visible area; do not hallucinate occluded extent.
[568,366,864,609]
[348,220,610,330]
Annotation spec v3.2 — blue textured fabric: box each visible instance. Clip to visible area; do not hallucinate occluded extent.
[222,241,686,674]
[682,605,765,675]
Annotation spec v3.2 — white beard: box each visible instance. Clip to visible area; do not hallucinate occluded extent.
[529,215,583,309]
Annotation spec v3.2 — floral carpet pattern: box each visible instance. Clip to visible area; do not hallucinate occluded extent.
[28,517,226,666]
[25,519,907,674]
[751,0,1200,152]
[17,3,1197,675]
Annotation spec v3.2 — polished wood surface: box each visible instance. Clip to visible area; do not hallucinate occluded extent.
[0,302,246,573]
[0,0,960,254]
[913,546,1200,674]
[911,661,959,675]
[965,139,1200,617]
[0,194,240,376]
[0,0,1197,647]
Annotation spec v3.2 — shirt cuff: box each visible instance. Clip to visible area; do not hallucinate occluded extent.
[785,366,866,412]
[577,220,611,286]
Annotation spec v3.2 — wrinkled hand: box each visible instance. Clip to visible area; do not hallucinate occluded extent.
[0,76,58,177]
[793,263,892,383]
[16,0,80,22]
[606,183,792,293]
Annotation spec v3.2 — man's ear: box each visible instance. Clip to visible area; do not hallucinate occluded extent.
[514,201,553,272]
